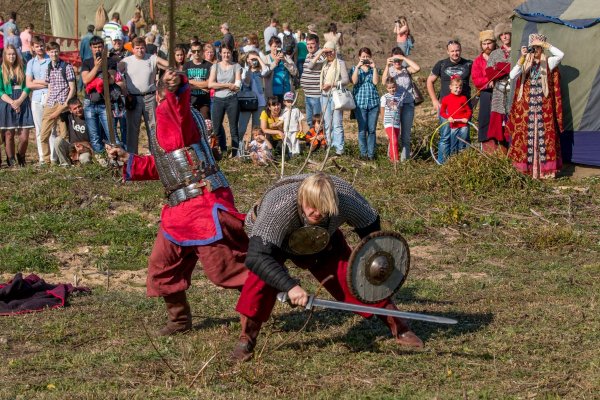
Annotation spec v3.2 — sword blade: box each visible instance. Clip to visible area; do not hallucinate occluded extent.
[309,297,457,325]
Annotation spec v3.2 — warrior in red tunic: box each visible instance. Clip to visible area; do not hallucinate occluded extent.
[107,69,249,335]
[506,33,564,178]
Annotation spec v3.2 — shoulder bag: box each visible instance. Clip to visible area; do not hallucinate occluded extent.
[408,71,424,105]
[332,82,356,111]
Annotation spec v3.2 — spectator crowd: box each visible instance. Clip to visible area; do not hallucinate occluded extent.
[0,11,565,178]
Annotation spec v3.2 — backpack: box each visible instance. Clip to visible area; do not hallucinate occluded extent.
[282,32,296,56]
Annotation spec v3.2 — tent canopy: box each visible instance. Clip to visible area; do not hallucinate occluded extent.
[49,0,138,44]
[512,0,600,166]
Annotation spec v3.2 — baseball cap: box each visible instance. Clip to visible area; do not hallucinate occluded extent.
[283,91,295,101]
[111,30,124,41]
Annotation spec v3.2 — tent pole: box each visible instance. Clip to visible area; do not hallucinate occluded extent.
[74,0,79,41]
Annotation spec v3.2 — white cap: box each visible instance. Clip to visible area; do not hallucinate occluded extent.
[111,30,124,41]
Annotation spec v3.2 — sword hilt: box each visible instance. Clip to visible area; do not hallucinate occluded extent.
[276,292,314,310]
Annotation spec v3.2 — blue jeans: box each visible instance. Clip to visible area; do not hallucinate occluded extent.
[321,95,344,154]
[114,115,127,148]
[355,105,379,158]
[297,59,305,78]
[238,107,264,143]
[399,102,415,161]
[83,99,109,153]
[212,95,240,156]
[438,114,469,163]
[305,96,321,128]
[451,126,470,154]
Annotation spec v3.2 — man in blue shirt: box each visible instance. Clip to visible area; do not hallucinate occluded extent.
[79,25,95,62]
[25,35,52,164]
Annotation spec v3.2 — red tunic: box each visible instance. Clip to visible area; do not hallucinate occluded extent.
[123,78,244,246]
[439,93,472,128]
[471,53,489,92]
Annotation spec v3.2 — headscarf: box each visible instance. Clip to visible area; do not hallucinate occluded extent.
[319,41,340,90]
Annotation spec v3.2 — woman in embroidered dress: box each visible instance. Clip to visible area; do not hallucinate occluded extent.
[506,33,564,179]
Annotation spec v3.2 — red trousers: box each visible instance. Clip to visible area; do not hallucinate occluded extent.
[146,210,249,297]
[236,230,388,322]
[385,126,400,162]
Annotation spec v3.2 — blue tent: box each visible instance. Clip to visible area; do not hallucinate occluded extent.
[513,0,600,166]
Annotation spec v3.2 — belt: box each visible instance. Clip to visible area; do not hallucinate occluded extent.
[132,91,156,96]
[12,85,22,89]
[167,181,206,207]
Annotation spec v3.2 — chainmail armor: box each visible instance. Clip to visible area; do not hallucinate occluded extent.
[246,174,378,253]
[148,106,228,206]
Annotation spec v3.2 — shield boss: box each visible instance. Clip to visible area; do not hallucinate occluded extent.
[347,231,410,303]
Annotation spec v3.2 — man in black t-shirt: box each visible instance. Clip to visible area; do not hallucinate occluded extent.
[54,98,93,165]
[183,41,213,119]
[426,40,473,163]
[80,35,118,162]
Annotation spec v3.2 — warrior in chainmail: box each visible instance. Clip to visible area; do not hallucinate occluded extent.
[107,69,249,336]
[232,172,423,362]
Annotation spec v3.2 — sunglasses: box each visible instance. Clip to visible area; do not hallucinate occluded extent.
[191,50,201,54]
[447,40,461,46]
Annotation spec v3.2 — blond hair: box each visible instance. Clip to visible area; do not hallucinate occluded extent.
[297,173,339,217]
[2,45,24,86]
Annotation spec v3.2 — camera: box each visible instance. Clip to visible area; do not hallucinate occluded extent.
[395,20,400,24]
[393,58,402,63]
[276,47,282,54]
[361,59,371,65]
[251,59,259,68]
[95,51,102,59]
[526,46,536,53]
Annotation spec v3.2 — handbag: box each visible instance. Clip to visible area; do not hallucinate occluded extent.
[409,73,424,105]
[237,83,258,112]
[332,82,356,111]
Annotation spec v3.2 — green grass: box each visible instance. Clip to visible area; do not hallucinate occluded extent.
[1,133,599,398]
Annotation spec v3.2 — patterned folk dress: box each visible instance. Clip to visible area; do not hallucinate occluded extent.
[506,62,563,178]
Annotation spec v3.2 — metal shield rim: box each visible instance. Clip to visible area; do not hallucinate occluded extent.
[346,230,410,304]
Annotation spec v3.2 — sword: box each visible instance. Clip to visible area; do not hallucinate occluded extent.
[276,292,457,325]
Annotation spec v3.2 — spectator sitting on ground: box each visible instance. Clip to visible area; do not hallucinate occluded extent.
[54,98,93,166]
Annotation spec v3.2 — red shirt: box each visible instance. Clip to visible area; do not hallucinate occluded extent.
[123,77,244,246]
[440,93,472,129]
[472,53,490,91]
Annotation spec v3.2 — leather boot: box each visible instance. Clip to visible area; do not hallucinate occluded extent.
[231,315,262,362]
[378,303,424,348]
[157,291,192,336]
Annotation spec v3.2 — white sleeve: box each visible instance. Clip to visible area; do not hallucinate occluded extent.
[380,95,386,108]
[547,46,564,71]
[509,64,523,80]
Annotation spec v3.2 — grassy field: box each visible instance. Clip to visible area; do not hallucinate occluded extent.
[1,117,599,399]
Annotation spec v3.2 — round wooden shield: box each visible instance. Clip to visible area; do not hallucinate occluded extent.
[347,231,410,303]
